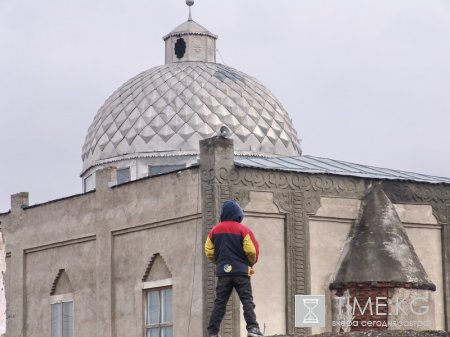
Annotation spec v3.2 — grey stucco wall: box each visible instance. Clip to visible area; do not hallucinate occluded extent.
[25,240,97,336]
[243,213,286,336]
[113,217,203,337]
[2,167,202,337]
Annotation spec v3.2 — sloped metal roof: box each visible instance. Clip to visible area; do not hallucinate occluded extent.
[163,20,218,40]
[234,155,450,185]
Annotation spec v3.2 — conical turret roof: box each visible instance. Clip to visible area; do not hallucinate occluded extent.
[330,184,435,290]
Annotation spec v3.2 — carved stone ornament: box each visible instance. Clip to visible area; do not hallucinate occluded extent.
[230,188,250,209]
[383,182,450,224]
[273,191,291,213]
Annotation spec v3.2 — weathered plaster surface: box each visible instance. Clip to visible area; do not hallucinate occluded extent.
[2,168,202,337]
[407,227,445,329]
[394,204,438,225]
[310,196,445,333]
[309,219,351,335]
[314,198,361,219]
[113,218,202,337]
[25,240,96,336]
[241,214,286,336]
[245,192,281,213]
[240,191,286,336]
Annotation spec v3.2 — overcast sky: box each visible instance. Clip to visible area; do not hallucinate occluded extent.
[1,0,449,212]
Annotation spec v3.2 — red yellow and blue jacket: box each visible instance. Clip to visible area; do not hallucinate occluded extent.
[205,221,260,277]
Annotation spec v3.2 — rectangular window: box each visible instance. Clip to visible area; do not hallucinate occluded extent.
[145,288,173,337]
[117,167,131,184]
[51,301,73,337]
[84,174,95,192]
[148,165,184,177]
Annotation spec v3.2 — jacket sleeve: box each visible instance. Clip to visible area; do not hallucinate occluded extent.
[242,230,259,266]
[204,232,216,264]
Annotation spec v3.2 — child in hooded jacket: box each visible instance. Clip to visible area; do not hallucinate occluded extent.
[205,200,264,337]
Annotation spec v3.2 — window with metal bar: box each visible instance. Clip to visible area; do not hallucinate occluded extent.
[145,287,173,337]
[51,301,73,337]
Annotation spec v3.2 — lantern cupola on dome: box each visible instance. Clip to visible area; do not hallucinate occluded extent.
[163,1,217,64]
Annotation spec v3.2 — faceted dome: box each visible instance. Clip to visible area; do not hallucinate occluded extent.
[81,61,301,174]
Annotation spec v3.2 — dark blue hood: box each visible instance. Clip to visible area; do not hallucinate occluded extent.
[220,200,244,223]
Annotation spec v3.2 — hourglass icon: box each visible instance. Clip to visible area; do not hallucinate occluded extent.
[302,298,320,324]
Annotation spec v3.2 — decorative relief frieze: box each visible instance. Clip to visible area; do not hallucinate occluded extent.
[202,168,216,184]
[447,204,450,223]
[383,182,450,224]
[292,191,309,336]
[202,181,217,336]
[273,191,291,213]
[230,188,250,209]
[304,191,321,215]
[214,167,365,196]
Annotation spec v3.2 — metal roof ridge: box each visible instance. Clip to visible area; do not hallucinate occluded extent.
[303,154,450,181]
[234,154,450,185]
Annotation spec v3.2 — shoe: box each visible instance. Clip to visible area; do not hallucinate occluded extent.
[208,334,221,337]
[247,327,264,337]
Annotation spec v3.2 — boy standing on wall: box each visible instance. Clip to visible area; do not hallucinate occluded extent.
[205,200,264,337]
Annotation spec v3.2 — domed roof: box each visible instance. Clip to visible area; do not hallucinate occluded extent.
[81,62,300,174]
[81,9,301,176]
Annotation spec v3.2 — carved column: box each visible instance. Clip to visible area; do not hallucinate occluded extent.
[199,136,239,337]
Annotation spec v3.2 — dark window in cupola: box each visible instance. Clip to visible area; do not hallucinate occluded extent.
[175,38,186,59]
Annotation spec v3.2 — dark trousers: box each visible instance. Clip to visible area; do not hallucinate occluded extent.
[207,275,259,335]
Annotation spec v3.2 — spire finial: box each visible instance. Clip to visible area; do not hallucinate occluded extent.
[186,0,194,21]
